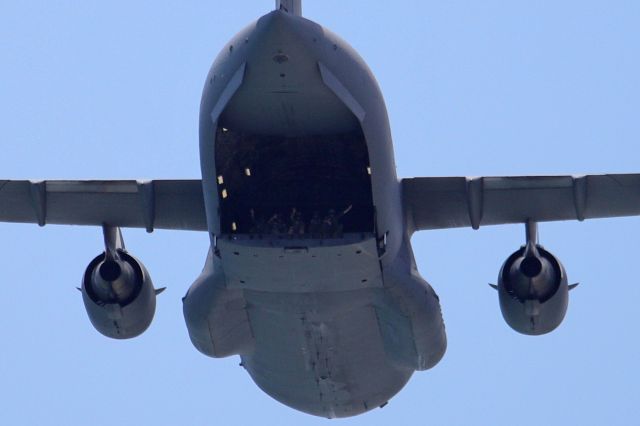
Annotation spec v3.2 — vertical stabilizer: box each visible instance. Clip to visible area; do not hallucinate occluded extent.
[276,0,302,16]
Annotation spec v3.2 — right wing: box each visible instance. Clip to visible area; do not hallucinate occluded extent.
[0,180,207,232]
[402,174,640,232]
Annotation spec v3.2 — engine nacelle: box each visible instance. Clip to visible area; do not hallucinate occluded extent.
[496,243,569,335]
[81,251,157,339]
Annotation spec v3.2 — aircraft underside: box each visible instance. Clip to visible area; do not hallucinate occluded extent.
[183,238,447,418]
[3,0,639,420]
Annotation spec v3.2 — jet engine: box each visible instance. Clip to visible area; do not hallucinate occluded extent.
[80,226,163,339]
[493,222,576,335]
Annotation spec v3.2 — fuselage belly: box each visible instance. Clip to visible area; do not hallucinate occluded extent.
[182,10,447,418]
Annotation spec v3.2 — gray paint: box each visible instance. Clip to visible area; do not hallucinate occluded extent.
[217,235,383,293]
[199,10,404,262]
[318,62,366,122]
[81,227,159,339]
[187,8,445,417]
[0,179,207,231]
[496,243,570,335]
[402,174,640,233]
[276,0,302,16]
[3,1,640,420]
[184,239,445,417]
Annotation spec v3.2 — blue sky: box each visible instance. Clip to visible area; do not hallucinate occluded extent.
[1,1,639,425]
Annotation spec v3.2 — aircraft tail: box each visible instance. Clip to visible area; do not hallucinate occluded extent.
[276,0,302,16]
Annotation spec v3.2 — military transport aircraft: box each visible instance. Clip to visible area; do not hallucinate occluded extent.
[1,0,639,419]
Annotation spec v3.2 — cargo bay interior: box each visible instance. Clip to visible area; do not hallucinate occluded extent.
[214,126,374,237]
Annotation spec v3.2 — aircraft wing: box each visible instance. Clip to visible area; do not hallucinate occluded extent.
[0,180,207,232]
[402,174,640,232]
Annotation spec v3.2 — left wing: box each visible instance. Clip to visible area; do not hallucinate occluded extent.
[402,174,640,232]
[0,180,207,232]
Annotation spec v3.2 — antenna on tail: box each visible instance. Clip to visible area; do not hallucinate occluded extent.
[276,0,302,16]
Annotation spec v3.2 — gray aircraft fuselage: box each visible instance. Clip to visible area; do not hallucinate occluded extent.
[182,10,446,418]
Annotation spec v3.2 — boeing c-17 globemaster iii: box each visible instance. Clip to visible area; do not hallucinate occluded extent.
[1,0,640,419]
